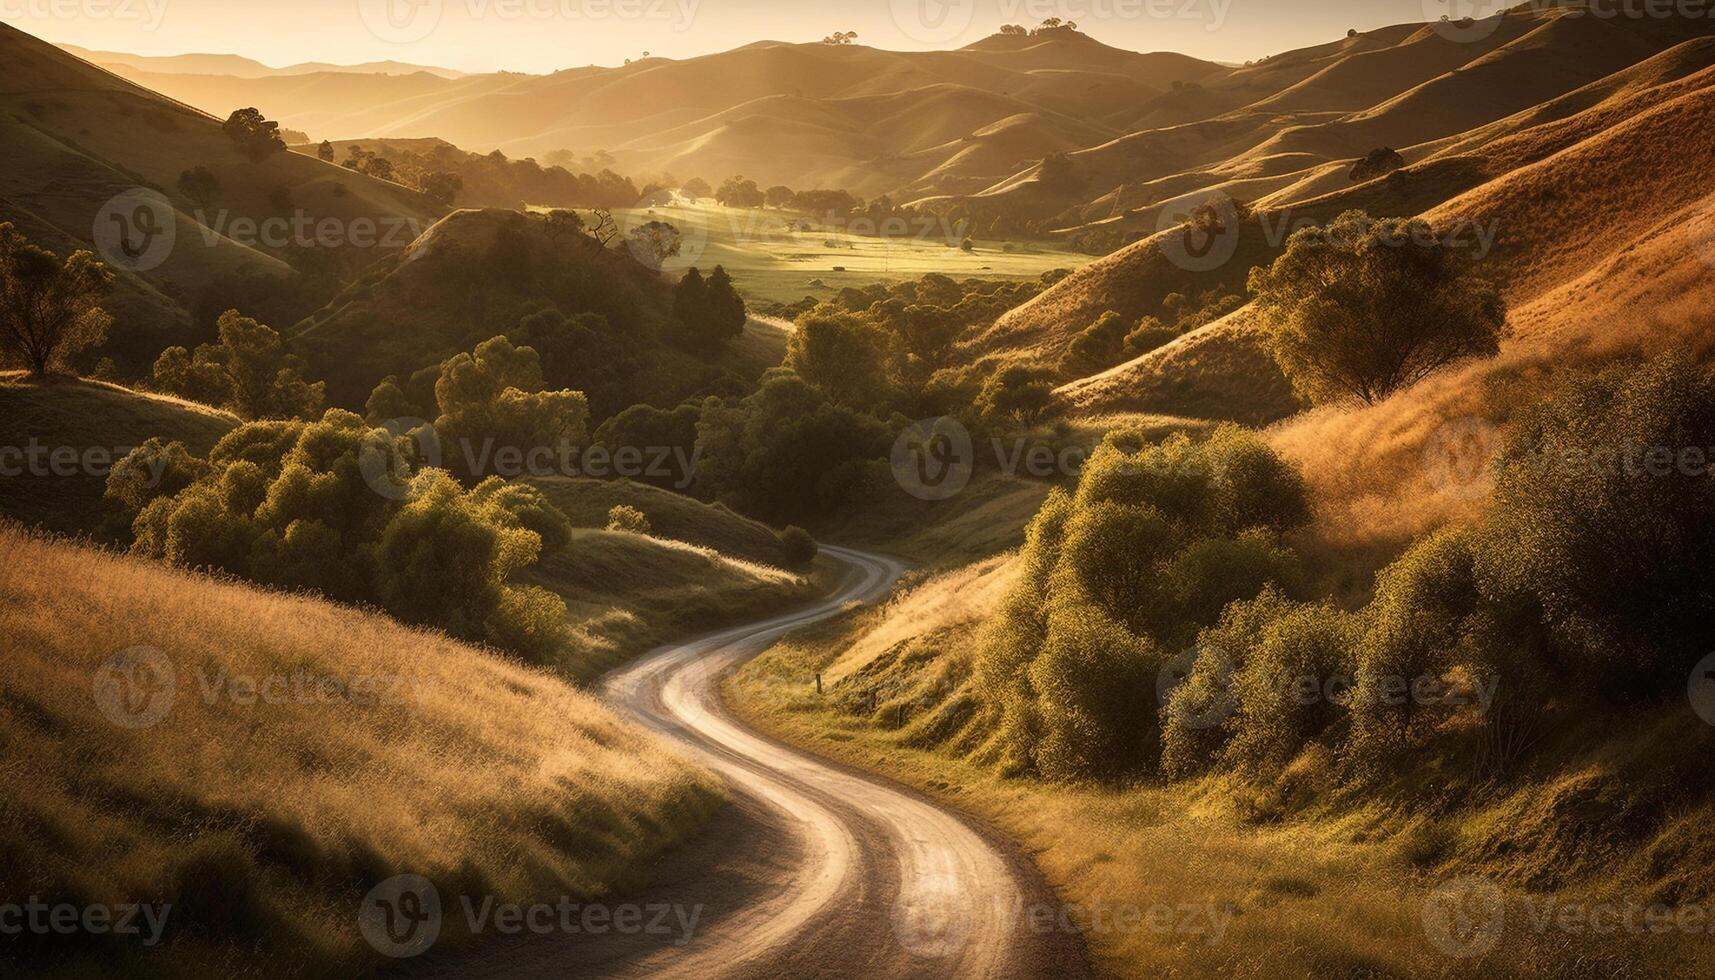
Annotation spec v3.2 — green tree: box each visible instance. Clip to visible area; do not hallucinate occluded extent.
[433,335,590,480]
[605,504,652,534]
[222,107,287,162]
[784,307,893,407]
[151,310,324,420]
[0,224,113,377]
[1248,210,1506,405]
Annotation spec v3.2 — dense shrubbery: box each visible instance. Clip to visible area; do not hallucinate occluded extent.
[1056,289,1243,377]
[973,426,1310,779]
[1154,356,1715,789]
[334,142,640,210]
[152,310,324,420]
[975,356,1715,789]
[108,410,574,662]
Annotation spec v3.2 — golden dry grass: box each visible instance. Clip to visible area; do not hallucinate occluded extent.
[729,567,1715,980]
[0,524,720,977]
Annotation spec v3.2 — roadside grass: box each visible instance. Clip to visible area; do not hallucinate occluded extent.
[524,477,837,682]
[601,200,1091,305]
[727,574,1715,980]
[0,523,722,979]
[0,375,237,535]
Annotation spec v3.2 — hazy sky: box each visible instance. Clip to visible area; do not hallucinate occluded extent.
[4,0,1478,72]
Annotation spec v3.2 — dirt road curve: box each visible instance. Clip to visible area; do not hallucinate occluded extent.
[405,545,1087,980]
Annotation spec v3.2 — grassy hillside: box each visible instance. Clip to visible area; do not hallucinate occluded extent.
[0,23,445,375]
[0,523,720,978]
[286,208,787,413]
[83,32,1223,199]
[525,477,826,682]
[0,375,237,535]
[729,558,1715,980]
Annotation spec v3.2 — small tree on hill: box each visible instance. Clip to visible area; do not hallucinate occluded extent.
[681,177,712,200]
[1350,147,1405,182]
[222,107,287,162]
[0,224,113,377]
[1248,209,1505,406]
[151,310,324,419]
[822,31,858,45]
[606,504,652,535]
[627,220,682,268]
[765,185,795,208]
[317,140,335,162]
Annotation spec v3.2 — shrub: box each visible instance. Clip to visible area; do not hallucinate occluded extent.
[977,365,1058,426]
[114,411,572,662]
[606,504,652,535]
[1248,209,1505,405]
[1475,355,1715,697]
[778,525,817,567]
[152,310,324,420]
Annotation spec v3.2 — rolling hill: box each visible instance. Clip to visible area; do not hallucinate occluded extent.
[0,23,445,376]
[0,522,718,978]
[286,207,789,413]
[75,29,1226,198]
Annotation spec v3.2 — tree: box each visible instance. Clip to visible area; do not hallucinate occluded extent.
[0,224,113,377]
[432,335,589,479]
[177,166,222,208]
[151,310,324,419]
[1248,209,1506,405]
[222,107,286,162]
[715,176,766,209]
[764,185,795,209]
[626,220,682,268]
[976,365,1057,426]
[785,308,893,407]
[542,209,586,245]
[822,30,858,45]
[1350,147,1405,182]
[419,171,463,205]
[704,266,748,347]
[364,157,395,181]
[606,504,652,535]
[317,140,335,162]
[778,526,817,567]
[681,177,712,200]
[999,24,1028,35]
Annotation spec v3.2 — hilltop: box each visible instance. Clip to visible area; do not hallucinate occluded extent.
[0,23,445,375]
[76,30,1224,198]
[286,207,788,413]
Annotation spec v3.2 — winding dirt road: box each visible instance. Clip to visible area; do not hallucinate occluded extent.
[408,546,1086,979]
